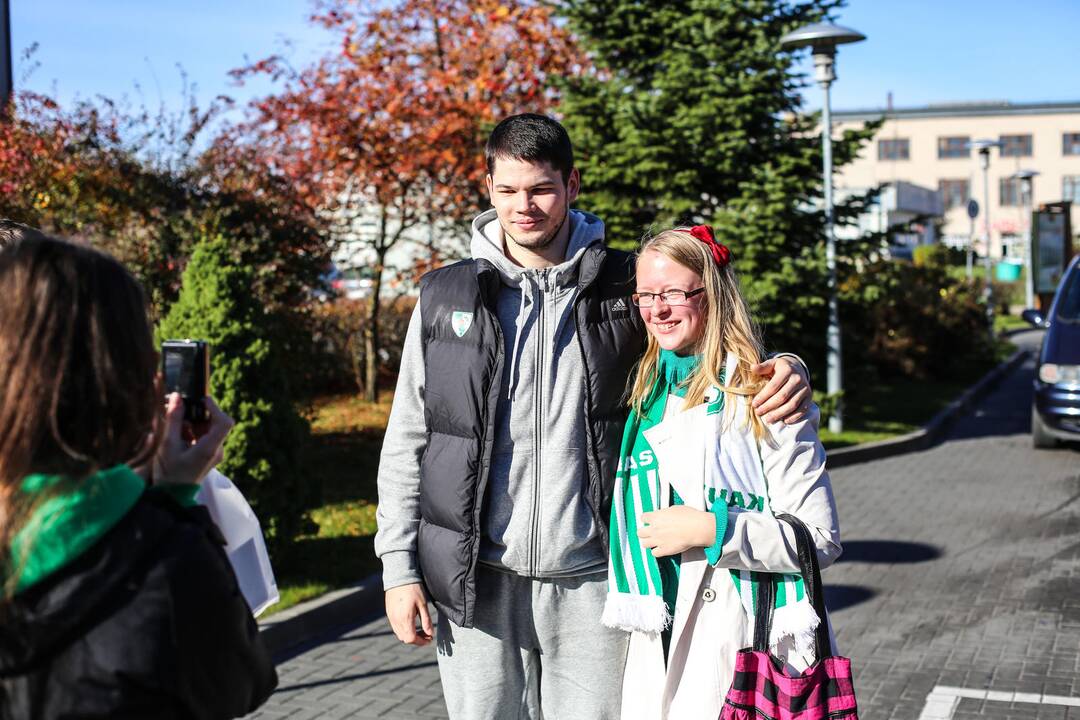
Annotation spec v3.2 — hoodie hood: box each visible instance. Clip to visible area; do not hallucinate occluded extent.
[470,208,607,403]
[469,208,606,288]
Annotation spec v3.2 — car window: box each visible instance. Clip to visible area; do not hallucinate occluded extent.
[1057,264,1080,321]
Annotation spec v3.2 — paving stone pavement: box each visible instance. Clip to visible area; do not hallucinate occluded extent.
[247,329,1080,719]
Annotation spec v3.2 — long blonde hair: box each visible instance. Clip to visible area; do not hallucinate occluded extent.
[628,228,768,437]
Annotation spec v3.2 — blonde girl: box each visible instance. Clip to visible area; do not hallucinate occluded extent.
[603,226,842,720]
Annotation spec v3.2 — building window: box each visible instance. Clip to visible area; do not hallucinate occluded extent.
[878,138,909,161]
[1064,176,1080,203]
[1064,133,1080,156]
[993,175,1028,207]
[937,136,970,159]
[1000,177,1022,206]
[999,134,1033,157]
[939,179,969,209]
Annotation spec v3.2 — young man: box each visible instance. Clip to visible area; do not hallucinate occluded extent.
[375,114,811,718]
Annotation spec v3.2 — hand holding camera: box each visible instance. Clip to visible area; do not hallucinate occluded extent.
[155,339,233,486]
[154,392,234,486]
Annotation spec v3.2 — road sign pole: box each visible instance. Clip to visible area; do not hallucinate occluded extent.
[966,199,979,281]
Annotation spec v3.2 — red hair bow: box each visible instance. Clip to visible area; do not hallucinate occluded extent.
[685,225,732,268]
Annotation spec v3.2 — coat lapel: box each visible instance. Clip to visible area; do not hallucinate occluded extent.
[643,403,708,510]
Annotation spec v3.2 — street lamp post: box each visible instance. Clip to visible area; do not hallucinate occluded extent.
[1013,169,1039,310]
[780,22,866,434]
[971,139,1002,338]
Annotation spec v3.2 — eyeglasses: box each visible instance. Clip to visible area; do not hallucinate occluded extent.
[631,287,706,307]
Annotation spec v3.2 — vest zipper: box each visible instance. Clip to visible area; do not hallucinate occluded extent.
[469,264,504,626]
[571,251,609,554]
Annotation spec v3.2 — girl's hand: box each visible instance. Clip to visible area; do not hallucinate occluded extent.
[639,506,716,557]
[153,393,234,486]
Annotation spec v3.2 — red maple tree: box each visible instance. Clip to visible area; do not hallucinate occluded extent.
[232,0,583,400]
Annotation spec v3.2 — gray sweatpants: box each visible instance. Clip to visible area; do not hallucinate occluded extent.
[436,565,628,719]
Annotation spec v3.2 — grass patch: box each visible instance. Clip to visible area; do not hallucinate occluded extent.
[263,392,392,616]
[820,339,1016,450]
[995,313,1031,333]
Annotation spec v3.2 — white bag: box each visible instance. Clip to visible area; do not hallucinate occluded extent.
[196,469,280,617]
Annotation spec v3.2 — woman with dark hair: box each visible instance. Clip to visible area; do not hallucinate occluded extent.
[0,234,277,719]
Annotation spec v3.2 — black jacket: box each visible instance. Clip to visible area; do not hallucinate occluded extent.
[0,490,278,719]
[416,244,646,627]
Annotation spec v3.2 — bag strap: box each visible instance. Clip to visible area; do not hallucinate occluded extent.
[751,513,833,658]
[775,512,833,659]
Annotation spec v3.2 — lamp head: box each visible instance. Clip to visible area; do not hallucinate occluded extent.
[970,138,1003,154]
[779,22,867,52]
[969,138,1002,169]
[1013,169,1039,204]
[780,22,865,88]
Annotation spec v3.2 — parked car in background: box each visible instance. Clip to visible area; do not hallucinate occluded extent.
[319,265,375,301]
[1023,254,1080,449]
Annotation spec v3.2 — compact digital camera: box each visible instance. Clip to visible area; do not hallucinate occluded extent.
[161,339,210,424]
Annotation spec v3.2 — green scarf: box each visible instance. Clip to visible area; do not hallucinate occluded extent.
[604,351,819,656]
[9,465,199,594]
[602,350,720,631]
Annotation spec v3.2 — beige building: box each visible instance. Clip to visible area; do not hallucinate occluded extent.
[833,100,1080,260]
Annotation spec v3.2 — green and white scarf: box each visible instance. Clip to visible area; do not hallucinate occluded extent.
[603,352,820,657]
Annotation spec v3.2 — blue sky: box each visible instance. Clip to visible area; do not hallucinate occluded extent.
[10,0,1080,117]
[10,1,335,118]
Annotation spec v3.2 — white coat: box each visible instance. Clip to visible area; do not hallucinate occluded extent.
[619,359,843,720]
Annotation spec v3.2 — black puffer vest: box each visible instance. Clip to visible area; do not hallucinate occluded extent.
[417,243,645,627]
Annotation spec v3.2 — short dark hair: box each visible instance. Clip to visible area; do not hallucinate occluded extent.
[485,114,574,184]
[0,219,49,251]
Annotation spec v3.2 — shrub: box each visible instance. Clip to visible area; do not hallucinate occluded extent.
[307,295,417,396]
[157,236,313,543]
[912,243,966,268]
[841,259,994,382]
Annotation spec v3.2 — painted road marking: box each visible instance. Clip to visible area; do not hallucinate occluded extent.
[918,685,1080,720]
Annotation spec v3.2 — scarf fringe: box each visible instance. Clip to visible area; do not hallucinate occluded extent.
[750,599,821,659]
[602,592,671,634]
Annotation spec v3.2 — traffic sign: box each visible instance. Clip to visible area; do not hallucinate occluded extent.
[967,199,979,219]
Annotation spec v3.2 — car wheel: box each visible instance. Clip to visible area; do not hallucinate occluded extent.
[1032,407,1058,449]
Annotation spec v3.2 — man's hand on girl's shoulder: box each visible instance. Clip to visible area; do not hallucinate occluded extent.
[750,356,811,425]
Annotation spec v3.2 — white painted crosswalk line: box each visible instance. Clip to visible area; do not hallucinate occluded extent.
[919,685,1080,719]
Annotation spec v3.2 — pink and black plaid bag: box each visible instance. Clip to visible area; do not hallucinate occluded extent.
[719,513,858,720]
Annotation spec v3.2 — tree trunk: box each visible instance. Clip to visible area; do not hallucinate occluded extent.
[350,331,364,395]
[363,253,385,403]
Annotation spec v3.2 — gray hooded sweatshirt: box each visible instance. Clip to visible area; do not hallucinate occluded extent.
[375,209,610,590]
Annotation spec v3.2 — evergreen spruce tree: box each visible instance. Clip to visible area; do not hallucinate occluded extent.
[157,236,312,543]
[558,0,877,364]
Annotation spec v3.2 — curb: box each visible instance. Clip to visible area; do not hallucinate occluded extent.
[259,573,383,657]
[827,347,1030,469]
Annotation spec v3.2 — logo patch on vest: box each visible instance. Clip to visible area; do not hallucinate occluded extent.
[451,311,473,337]
[611,297,628,312]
